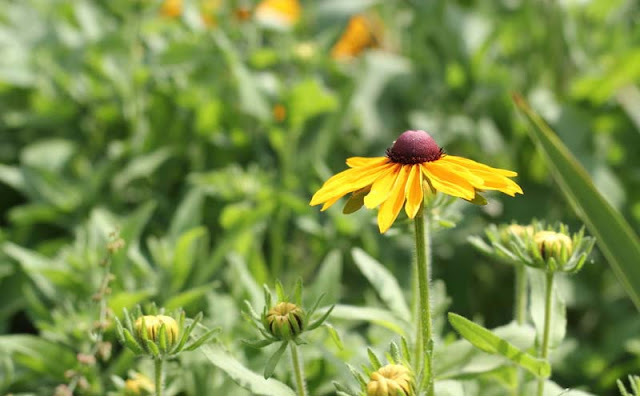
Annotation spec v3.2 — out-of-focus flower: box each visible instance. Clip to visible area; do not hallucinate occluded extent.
[124,373,155,396]
[310,130,522,233]
[161,0,182,18]
[331,15,381,59]
[273,104,286,122]
[234,6,252,21]
[200,0,222,27]
[534,231,573,262]
[255,0,301,29]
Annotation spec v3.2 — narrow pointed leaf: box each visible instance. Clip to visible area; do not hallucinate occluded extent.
[514,93,640,310]
[448,313,550,378]
[264,342,289,379]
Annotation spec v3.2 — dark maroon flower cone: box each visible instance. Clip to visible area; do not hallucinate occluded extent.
[386,130,443,164]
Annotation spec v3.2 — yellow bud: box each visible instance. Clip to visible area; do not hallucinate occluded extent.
[134,315,179,346]
[367,364,414,396]
[265,302,305,339]
[534,231,572,261]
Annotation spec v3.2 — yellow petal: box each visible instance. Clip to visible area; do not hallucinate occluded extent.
[346,156,388,168]
[404,164,423,218]
[421,162,475,200]
[440,155,518,177]
[310,162,392,207]
[321,195,342,211]
[377,165,410,233]
[468,169,523,196]
[363,164,401,208]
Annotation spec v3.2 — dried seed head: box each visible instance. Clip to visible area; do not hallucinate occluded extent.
[386,130,443,164]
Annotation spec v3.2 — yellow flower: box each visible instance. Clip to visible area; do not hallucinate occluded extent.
[161,0,182,18]
[273,104,286,122]
[310,130,523,233]
[124,373,154,395]
[331,15,381,59]
[200,0,222,27]
[255,0,301,29]
[367,364,414,396]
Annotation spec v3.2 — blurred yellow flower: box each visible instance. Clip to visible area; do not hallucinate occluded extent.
[273,104,286,122]
[200,0,222,27]
[331,15,381,59]
[124,373,154,395]
[161,0,182,18]
[310,130,522,233]
[255,0,301,29]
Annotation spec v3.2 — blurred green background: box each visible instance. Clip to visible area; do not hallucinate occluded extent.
[1,0,640,394]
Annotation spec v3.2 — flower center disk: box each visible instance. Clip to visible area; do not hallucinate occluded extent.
[386,130,443,164]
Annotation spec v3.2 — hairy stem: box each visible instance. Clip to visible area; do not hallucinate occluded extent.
[290,343,307,396]
[414,208,434,396]
[514,264,527,325]
[537,272,555,396]
[155,358,164,396]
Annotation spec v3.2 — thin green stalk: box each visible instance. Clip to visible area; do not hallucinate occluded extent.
[514,263,527,325]
[414,207,434,396]
[290,343,307,396]
[537,272,555,396]
[155,358,164,396]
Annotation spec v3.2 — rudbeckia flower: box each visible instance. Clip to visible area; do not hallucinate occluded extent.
[310,130,523,233]
[255,0,301,29]
[331,15,381,59]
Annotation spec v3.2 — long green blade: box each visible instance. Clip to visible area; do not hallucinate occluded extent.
[513,94,640,310]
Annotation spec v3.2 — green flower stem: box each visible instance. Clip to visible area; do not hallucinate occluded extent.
[290,343,307,396]
[155,358,164,396]
[414,207,434,396]
[514,263,527,325]
[537,271,555,396]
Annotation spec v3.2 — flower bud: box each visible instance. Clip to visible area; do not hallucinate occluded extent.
[265,302,305,340]
[124,373,155,396]
[134,315,179,346]
[534,231,572,262]
[502,224,533,243]
[367,364,414,396]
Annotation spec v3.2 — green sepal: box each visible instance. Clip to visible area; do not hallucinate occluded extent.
[123,329,144,355]
[288,312,302,335]
[145,339,161,357]
[264,341,289,379]
[306,293,325,319]
[333,381,359,396]
[467,193,487,206]
[114,316,126,345]
[184,327,220,351]
[347,364,367,388]
[275,280,286,301]
[307,304,334,331]
[158,324,168,353]
[342,189,368,214]
[367,348,382,370]
[243,338,274,349]
[322,323,343,350]
[293,278,303,306]
[123,308,134,333]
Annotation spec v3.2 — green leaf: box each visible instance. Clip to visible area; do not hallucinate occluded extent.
[351,248,411,321]
[287,78,338,129]
[164,283,216,311]
[328,304,407,336]
[169,189,204,241]
[201,344,296,396]
[171,227,208,292]
[0,335,76,380]
[514,94,640,310]
[448,313,550,378]
[264,342,289,379]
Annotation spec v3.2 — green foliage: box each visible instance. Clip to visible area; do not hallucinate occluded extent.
[1,0,639,394]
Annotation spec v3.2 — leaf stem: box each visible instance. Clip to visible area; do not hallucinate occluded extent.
[290,343,307,396]
[414,207,434,396]
[155,358,164,396]
[537,271,555,396]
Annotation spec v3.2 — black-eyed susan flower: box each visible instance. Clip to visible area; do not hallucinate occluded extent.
[255,0,301,29]
[331,15,381,59]
[310,130,523,233]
